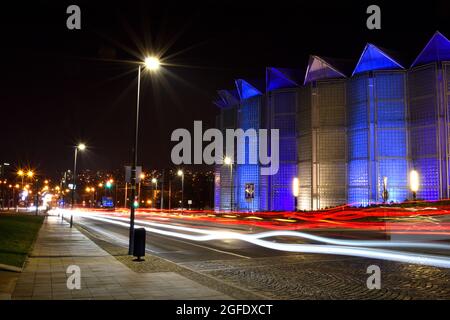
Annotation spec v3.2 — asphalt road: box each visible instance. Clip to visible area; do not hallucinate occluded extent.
[74,215,299,263]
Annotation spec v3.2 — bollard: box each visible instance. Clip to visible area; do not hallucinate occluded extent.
[133,228,146,261]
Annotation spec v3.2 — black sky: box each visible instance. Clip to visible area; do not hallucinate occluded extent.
[0,0,449,178]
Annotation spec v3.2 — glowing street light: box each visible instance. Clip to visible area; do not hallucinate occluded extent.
[410,170,419,201]
[70,143,87,227]
[177,170,184,212]
[27,170,34,178]
[17,170,25,187]
[127,56,162,255]
[144,56,161,71]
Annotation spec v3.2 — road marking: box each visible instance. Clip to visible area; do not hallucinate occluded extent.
[151,233,251,259]
[80,216,250,259]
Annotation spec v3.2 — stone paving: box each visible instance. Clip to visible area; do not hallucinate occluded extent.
[179,255,450,299]
[12,216,230,300]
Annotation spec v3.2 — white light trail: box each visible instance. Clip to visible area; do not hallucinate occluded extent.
[57,209,450,269]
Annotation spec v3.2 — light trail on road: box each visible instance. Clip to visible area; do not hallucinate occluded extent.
[56,209,450,269]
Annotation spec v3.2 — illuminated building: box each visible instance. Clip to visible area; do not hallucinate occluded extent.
[408,31,450,200]
[214,31,450,211]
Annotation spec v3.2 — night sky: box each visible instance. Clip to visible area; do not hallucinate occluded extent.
[0,0,449,178]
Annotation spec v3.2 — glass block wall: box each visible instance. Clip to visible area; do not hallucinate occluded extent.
[408,63,449,200]
[347,71,409,205]
[297,87,312,210]
[268,89,298,210]
[235,95,267,211]
[446,62,450,197]
[214,104,237,211]
[316,80,347,208]
[297,80,347,210]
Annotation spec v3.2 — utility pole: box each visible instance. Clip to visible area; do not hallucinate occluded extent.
[160,169,165,211]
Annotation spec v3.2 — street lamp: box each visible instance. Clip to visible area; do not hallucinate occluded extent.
[292,177,299,211]
[17,170,25,187]
[410,170,419,201]
[138,173,145,202]
[177,170,184,212]
[70,143,86,228]
[128,56,161,255]
[151,178,158,209]
[224,156,233,211]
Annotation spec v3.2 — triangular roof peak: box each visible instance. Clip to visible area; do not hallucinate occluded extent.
[411,31,450,67]
[352,43,403,76]
[235,79,263,100]
[217,89,240,107]
[304,55,346,84]
[266,67,300,91]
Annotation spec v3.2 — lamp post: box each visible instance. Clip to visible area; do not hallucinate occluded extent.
[70,143,86,228]
[177,170,184,213]
[224,156,233,211]
[152,178,157,208]
[17,170,24,188]
[292,177,299,211]
[410,170,419,201]
[128,56,160,255]
[382,176,389,203]
[138,173,145,202]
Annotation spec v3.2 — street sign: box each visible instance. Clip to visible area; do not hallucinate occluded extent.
[125,166,142,183]
[101,196,114,208]
[187,200,192,205]
[245,183,255,200]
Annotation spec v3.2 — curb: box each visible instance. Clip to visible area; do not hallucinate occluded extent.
[0,264,22,273]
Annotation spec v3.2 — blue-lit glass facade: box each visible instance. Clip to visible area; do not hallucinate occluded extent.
[267,84,298,211]
[234,79,267,211]
[347,71,409,205]
[214,32,450,210]
[214,90,239,211]
[408,62,450,200]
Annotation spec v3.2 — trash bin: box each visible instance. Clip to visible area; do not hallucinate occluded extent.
[133,228,146,260]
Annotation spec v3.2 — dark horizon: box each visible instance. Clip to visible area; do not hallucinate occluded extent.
[1,0,449,178]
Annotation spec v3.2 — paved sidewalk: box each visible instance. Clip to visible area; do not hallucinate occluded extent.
[12,215,231,300]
